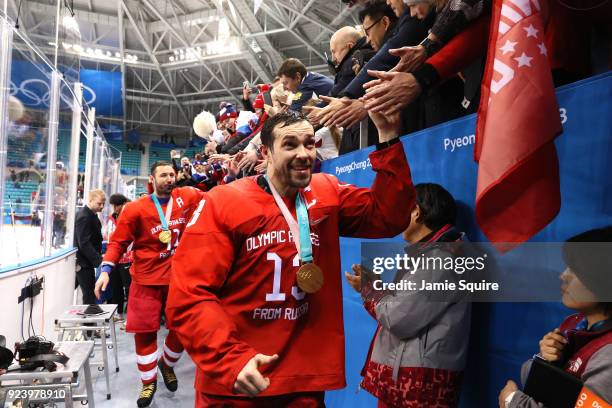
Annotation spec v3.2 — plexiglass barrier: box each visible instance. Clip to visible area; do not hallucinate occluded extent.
[0,10,125,270]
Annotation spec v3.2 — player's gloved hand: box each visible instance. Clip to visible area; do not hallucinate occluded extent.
[94,264,113,299]
[233,353,279,397]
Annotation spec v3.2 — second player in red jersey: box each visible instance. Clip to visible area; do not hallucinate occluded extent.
[95,161,205,408]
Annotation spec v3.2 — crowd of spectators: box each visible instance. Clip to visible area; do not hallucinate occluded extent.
[143,2,611,405]
[166,0,607,195]
[126,143,146,154]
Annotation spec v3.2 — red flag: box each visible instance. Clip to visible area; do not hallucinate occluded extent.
[474,0,562,250]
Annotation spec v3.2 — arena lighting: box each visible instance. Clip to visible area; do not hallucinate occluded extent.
[218,18,230,40]
[59,42,142,63]
[169,38,241,63]
[249,39,262,53]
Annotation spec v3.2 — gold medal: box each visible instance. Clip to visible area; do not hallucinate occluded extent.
[159,230,171,244]
[297,263,324,293]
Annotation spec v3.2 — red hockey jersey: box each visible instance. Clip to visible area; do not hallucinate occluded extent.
[103,187,205,285]
[167,142,415,396]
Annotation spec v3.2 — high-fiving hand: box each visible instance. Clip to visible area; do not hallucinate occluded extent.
[362,70,422,116]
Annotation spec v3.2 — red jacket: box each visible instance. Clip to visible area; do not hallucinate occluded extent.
[102,187,205,285]
[167,142,415,397]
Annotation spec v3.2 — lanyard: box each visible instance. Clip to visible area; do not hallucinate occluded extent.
[150,194,173,232]
[265,175,313,263]
[576,318,611,332]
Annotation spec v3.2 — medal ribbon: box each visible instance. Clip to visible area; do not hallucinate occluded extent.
[151,194,174,232]
[265,175,314,263]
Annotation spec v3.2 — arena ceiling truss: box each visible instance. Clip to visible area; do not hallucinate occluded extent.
[4,0,359,136]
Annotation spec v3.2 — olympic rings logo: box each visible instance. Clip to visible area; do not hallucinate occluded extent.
[9,79,97,107]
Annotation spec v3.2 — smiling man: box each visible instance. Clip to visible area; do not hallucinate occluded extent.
[167,110,416,407]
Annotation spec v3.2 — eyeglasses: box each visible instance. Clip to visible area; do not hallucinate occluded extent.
[363,17,383,36]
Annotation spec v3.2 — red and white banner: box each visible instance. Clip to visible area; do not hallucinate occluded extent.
[474,0,562,250]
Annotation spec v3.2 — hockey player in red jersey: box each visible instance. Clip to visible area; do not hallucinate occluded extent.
[94,161,205,407]
[167,110,415,407]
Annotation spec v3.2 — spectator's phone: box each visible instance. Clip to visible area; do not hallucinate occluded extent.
[263,91,273,107]
[352,49,377,73]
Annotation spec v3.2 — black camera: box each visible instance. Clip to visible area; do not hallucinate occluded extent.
[14,336,68,371]
[15,337,54,361]
[352,49,377,74]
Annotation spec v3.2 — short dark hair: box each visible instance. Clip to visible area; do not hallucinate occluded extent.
[109,194,129,206]
[563,226,612,313]
[150,161,175,176]
[414,183,457,231]
[277,58,307,80]
[260,111,310,150]
[358,1,397,24]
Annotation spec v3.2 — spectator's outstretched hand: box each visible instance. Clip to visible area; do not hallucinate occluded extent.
[227,158,239,178]
[315,96,346,126]
[320,96,367,128]
[254,159,267,174]
[238,150,259,173]
[363,70,422,115]
[302,105,322,127]
[367,104,402,143]
[209,154,230,163]
[389,46,427,73]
